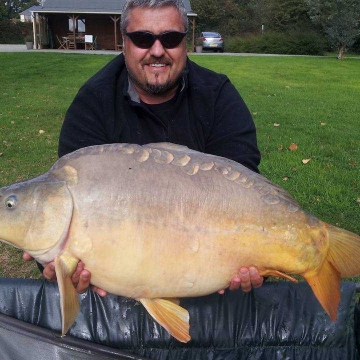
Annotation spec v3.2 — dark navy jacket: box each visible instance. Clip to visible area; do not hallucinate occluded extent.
[59,54,260,172]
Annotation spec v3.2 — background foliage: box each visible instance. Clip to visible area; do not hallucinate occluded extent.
[0,20,33,43]
[1,0,360,55]
[305,0,360,57]
[0,0,39,43]
[225,30,327,55]
[191,0,360,54]
[0,0,39,21]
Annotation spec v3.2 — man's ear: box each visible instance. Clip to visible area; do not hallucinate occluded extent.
[122,35,125,54]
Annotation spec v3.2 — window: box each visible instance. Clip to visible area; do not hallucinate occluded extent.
[68,18,86,33]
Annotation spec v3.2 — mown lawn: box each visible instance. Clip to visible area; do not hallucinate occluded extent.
[0,52,359,279]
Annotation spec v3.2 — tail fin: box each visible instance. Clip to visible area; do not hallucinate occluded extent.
[326,223,360,277]
[303,258,340,321]
[303,223,360,321]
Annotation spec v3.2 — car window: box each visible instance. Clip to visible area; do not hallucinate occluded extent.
[202,32,221,38]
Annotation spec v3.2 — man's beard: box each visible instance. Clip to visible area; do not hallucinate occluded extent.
[129,70,182,95]
[127,59,183,95]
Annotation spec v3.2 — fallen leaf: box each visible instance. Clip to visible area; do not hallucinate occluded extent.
[39,130,45,134]
[0,153,3,157]
[253,112,258,116]
[302,158,311,164]
[320,122,326,126]
[349,161,356,167]
[278,145,284,151]
[289,143,298,151]
[357,198,360,205]
[11,121,15,124]
[273,123,280,127]
[282,177,289,181]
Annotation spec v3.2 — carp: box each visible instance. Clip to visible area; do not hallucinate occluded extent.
[0,142,359,343]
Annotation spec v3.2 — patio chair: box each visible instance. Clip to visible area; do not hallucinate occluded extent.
[67,34,76,49]
[56,35,67,50]
[85,35,95,50]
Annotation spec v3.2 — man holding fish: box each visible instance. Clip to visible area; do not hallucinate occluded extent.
[24,0,264,297]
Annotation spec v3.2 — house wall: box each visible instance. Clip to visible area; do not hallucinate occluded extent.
[48,14,121,50]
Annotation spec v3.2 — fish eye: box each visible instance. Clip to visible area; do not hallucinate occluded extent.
[5,195,18,210]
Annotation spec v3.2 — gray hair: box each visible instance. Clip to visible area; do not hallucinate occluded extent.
[120,0,188,33]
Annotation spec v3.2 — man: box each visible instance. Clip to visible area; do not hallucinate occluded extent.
[24,0,263,296]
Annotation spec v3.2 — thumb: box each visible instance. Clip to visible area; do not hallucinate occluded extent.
[23,252,34,261]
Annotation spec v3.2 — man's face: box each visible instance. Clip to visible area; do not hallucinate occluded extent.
[123,6,187,100]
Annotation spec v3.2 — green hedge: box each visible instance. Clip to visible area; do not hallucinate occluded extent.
[349,36,360,53]
[225,31,327,56]
[0,20,33,44]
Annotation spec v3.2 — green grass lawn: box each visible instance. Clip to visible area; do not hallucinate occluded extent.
[0,52,359,280]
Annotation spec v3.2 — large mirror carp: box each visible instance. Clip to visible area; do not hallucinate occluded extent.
[0,142,359,342]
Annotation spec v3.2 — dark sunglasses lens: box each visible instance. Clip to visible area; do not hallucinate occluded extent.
[126,31,186,49]
[161,32,186,48]
[128,32,155,48]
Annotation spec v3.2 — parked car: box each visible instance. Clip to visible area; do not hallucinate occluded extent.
[200,32,224,52]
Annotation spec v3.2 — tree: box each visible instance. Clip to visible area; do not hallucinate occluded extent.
[191,0,222,33]
[305,0,360,59]
[265,0,311,30]
[191,0,316,36]
[0,1,40,21]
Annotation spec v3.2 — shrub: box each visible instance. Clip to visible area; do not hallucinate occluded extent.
[0,20,33,44]
[225,30,327,56]
[349,36,360,54]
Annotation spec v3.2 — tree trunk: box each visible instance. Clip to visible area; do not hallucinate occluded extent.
[337,44,345,60]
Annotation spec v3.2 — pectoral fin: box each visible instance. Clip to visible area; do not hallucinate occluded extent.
[259,269,298,283]
[139,298,190,343]
[54,252,80,336]
[163,297,181,305]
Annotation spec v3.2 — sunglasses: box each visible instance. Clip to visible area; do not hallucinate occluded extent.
[124,30,187,49]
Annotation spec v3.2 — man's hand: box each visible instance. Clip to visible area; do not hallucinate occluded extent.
[23,252,107,297]
[218,267,263,294]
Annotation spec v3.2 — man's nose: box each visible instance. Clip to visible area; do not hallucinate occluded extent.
[149,39,166,57]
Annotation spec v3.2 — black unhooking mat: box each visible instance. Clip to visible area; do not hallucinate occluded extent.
[0,278,359,360]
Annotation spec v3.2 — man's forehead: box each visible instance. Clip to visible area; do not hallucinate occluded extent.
[127,5,184,30]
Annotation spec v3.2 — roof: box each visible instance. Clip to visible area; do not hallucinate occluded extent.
[20,5,42,16]
[36,0,195,15]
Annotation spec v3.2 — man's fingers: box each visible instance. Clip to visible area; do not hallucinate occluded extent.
[249,266,263,288]
[228,276,241,291]
[38,258,107,298]
[75,269,91,294]
[239,268,252,292]
[71,261,85,287]
[22,252,34,261]
[90,285,108,297]
[43,262,56,282]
